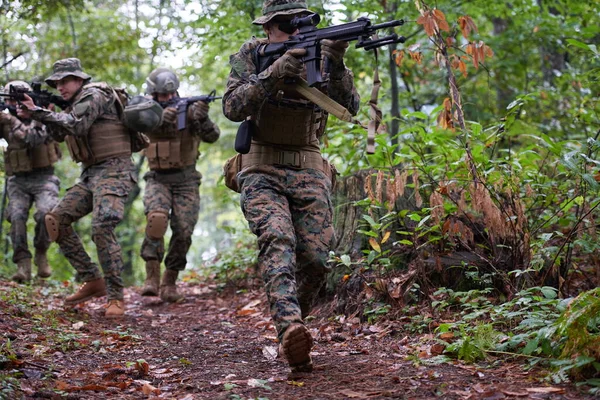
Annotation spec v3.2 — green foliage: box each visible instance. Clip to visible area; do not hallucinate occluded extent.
[202,224,259,285]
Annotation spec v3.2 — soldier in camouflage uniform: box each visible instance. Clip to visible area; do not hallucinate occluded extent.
[0,81,61,283]
[223,0,359,372]
[20,58,136,317]
[140,68,220,302]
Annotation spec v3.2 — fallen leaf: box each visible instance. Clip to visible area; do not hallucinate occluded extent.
[141,383,160,395]
[262,345,278,361]
[525,387,565,394]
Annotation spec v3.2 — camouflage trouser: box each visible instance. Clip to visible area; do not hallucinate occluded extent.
[51,170,135,300]
[6,170,60,263]
[238,165,334,339]
[140,168,201,271]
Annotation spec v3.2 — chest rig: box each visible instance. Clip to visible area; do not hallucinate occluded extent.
[245,43,329,171]
[4,120,61,176]
[64,83,131,167]
[144,122,200,171]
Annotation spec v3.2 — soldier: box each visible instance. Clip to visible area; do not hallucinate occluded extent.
[0,81,61,282]
[222,0,360,372]
[20,58,138,317]
[140,68,220,302]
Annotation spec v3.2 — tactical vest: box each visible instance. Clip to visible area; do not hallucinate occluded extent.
[244,77,328,171]
[3,121,61,176]
[145,123,200,170]
[64,83,131,167]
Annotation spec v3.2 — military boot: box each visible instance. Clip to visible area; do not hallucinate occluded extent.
[12,258,32,283]
[64,278,107,306]
[141,260,160,296]
[105,299,125,318]
[35,251,51,278]
[280,323,314,373]
[159,269,183,302]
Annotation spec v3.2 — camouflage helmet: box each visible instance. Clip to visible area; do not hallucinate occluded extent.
[45,58,91,88]
[123,95,163,133]
[145,68,179,95]
[252,0,313,25]
[4,80,31,93]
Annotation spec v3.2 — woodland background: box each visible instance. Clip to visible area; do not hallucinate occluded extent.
[1,0,599,391]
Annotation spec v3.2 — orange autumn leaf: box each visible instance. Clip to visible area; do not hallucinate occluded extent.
[417,9,449,36]
[369,238,381,253]
[381,231,391,244]
[465,40,493,69]
[437,98,453,129]
[458,15,478,39]
[416,13,437,37]
[432,9,450,32]
[408,50,423,64]
[392,49,405,66]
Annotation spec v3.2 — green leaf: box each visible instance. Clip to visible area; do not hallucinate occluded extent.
[566,38,590,51]
[540,287,557,299]
[341,254,352,267]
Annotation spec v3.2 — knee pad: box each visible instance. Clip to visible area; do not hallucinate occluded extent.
[146,210,168,239]
[44,212,60,242]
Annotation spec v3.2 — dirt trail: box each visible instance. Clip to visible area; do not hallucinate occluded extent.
[0,279,593,399]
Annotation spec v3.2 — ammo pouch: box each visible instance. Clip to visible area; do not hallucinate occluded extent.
[65,135,92,164]
[254,101,325,146]
[7,148,32,174]
[6,142,61,175]
[223,154,243,193]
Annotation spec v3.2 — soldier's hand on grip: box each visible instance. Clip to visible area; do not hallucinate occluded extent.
[162,107,178,125]
[321,39,348,67]
[271,48,307,80]
[188,101,209,121]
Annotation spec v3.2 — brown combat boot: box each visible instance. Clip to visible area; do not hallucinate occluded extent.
[159,269,183,302]
[12,258,32,283]
[141,260,160,296]
[280,323,314,373]
[35,251,51,278]
[105,299,125,318]
[64,278,107,306]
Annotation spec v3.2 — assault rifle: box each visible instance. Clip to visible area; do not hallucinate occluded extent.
[0,103,17,115]
[158,90,222,130]
[256,13,405,86]
[0,82,70,110]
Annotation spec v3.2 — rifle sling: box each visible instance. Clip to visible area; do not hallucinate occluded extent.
[367,43,383,155]
[293,59,382,155]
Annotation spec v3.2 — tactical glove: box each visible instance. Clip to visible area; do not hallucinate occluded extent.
[321,39,349,77]
[270,48,307,80]
[188,101,209,122]
[162,107,178,125]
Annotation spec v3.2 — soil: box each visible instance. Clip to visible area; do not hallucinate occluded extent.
[0,279,596,400]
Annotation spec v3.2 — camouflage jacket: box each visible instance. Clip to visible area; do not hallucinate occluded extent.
[30,83,120,142]
[0,114,52,149]
[223,37,360,123]
[29,83,133,177]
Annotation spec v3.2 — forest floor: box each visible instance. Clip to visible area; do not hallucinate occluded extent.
[0,278,596,400]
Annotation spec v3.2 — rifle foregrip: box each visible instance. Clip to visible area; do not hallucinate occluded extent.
[235,120,254,154]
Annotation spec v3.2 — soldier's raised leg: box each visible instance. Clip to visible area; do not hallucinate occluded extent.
[45,183,106,305]
[32,175,60,278]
